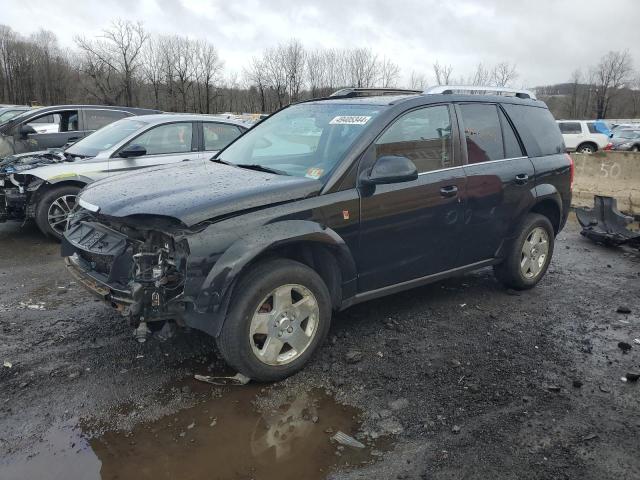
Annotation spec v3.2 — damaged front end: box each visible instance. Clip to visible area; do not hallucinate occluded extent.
[0,150,66,222]
[62,209,190,330]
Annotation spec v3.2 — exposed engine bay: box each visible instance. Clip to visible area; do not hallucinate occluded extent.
[0,150,81,222]
[62,209,190,330]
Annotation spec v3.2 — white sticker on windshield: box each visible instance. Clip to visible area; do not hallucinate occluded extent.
[329,115,372,125]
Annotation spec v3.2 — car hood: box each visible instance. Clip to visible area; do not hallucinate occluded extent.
[0,149,86,175]
[78,161,323,227]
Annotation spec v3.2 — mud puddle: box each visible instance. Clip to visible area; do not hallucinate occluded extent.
[1,380,382,480]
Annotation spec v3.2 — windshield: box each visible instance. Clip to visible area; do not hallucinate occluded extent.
[0,109,27,122]
[613,129,640,140]
[217,102,385,179]
[66,118,149,157]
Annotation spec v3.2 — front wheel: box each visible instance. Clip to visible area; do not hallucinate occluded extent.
[34,185,81,240]
[216,258,332,382]
[493,213,555,290]
[631,145,640,152]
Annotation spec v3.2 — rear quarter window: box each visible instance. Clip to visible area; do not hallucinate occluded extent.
[502,104,564,157]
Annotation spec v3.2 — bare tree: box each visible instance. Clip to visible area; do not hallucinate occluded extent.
[244,56,268,112]
[379,57,400,87]
[408,70,428,90]
[282,39,306,102]
[491,61,518,87]
[194,39,223,113]
[592,50,633,118]
[141,36,164,109]
[75,19,148,106]
[433,61,453,85]
[348,48,379,87]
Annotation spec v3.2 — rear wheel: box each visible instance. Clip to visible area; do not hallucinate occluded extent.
[493,213,555,290]
[576,143,596,154]
[216,258,332,382]
[34,185,81,240]
[632,145,640,152]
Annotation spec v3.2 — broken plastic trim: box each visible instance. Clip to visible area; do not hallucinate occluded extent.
[194,373,251,386]
[575,195,640,247]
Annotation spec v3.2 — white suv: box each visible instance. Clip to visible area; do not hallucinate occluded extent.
[556,120,609,154]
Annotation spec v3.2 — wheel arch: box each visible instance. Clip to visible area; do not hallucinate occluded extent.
[190,220,357,337]
[576,141,598,153]
[530,196,562,234]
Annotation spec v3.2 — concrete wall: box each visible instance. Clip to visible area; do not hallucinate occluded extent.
[572,152,640,214]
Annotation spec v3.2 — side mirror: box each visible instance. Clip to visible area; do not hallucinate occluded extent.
[362,155,418,185]
[19,124,36,138]
[119,144,147,158]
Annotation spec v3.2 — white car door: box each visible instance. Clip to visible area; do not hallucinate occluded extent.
[108,122,198,175]
[557,121,583,150]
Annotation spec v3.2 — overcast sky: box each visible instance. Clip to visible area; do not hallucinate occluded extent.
[1,0,638,87]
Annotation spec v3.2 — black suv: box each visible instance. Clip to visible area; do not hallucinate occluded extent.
[0,105,160,158]
[62,86,572,381]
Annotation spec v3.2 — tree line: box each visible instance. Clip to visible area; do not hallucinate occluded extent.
[0,19,638,119]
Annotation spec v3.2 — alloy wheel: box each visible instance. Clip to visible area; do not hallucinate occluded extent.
[520,227,549,279]
[47,194,76,236]
[249,284,319,366]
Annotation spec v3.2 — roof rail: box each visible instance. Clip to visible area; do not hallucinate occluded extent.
[424,85,537,100]
[330,88,422,98]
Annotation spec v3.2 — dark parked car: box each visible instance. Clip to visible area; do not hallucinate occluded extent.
[0,105,161,158]
[604,129,640,152]
[62,86,572,381]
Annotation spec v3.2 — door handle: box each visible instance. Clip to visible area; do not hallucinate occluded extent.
[440,185,458,197]
[515,173,529,185]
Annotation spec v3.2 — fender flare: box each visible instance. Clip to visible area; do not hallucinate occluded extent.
[192,220,357,335]
[534,183,563,213]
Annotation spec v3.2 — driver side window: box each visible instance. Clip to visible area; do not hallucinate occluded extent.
[129,122,193,155]
[375,105,453,173]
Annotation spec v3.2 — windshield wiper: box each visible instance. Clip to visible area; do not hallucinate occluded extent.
[211,157,233,166]
[235,164,289,176]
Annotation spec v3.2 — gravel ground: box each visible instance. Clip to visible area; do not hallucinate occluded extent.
[0,214,639,480]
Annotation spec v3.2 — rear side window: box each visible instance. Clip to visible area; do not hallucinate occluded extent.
[203,122,243,151]
[85,109,130,131]
[558,122,582,134]
[459,104,504,164]
[130,122,194,155]
[375,105,453,173]
[502,104,564,157]
[499,109,523,158]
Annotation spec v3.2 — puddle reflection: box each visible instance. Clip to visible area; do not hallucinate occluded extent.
[2,385,379,480]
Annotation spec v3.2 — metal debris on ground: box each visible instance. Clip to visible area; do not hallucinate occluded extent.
[3,361,12,368]
[575,196,640,247]
[194,373,251,386]
[331,431,365,449]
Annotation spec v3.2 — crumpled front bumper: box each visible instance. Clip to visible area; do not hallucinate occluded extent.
[64,253,142,316]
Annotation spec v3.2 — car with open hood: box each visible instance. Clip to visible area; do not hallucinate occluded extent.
[62,86,572,381]
[0,114,247,238]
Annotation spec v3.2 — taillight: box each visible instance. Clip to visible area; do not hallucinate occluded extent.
[566,153,574,191]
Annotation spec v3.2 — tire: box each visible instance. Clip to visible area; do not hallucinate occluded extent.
[493,213,555,290]
[34,184,81,240]
[576,143,596,154]
[216,258,332,382]
[631,145,640,152]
